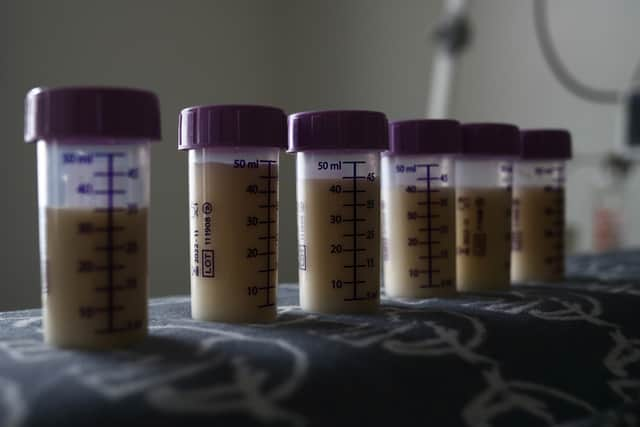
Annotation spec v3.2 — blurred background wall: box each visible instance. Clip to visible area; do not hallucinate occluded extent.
[1,0,639,310]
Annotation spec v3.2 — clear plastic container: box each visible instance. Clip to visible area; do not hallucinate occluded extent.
[592,160,627,252]
[381,120,460,298]
[511,129,571,282]
[455,123,520,292]
[289,110,388,314]
[25,87,161,349]
[179,105,286,323]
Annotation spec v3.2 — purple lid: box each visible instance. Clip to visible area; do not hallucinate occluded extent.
[178,105,286,150]
[520,129,572,160]
[388,119,461,155]
[288,110,389,152]
[460,123,520,157]
[25,86,161,143]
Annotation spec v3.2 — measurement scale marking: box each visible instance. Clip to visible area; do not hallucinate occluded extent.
[93,263,125,271]
[94,244,128,251]
[90,152,133,333]
[93,226,125,233]
[259,160,276,308]
[84,305,125,315]
[345,162,362,301]
[93,189,126,195]
[415,164,440,288]
[105,154,116,331]
[95,284,136,292]
[418,240,441,245]
[94,152,126,158]
[325,161,369,301]
[341,218,366,222]
[94,171,127,177]
[94,207,126,213]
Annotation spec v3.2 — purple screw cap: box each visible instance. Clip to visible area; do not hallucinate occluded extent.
[288,110,389,152]
[178,105,286,150]
[460,123,521,157]
[520,129,572,160]
[25,86,161,143]
[388,119,461,155]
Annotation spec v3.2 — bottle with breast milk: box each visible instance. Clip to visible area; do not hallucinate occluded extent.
[25,86,161,349]
[178,105,287,323]
[456,123,520,292]
[382,119,460,298]
[289,110,389,314]
[511,129,571,283]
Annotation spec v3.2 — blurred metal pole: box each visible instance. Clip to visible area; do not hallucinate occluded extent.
[427,0,470,118]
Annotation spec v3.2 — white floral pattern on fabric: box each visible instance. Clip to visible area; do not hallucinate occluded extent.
[0,252,639,426]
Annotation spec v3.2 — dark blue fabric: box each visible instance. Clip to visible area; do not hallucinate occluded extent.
[0,251,639,427]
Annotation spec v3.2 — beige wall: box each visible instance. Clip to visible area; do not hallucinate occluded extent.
[1,0,285,310]
[1,0,639,310]
[452,0,640,251]
[0,0,440,310]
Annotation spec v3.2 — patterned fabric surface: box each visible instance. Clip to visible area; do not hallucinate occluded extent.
[1,252,640,427]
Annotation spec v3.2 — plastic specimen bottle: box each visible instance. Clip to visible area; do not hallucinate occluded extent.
[511,129,571,282]
[381,119,461,298]
[455,123,520,292]
[289,110,389,314]
[592,155,630,252]
[178,105,287,323]
[24,86,161,349]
